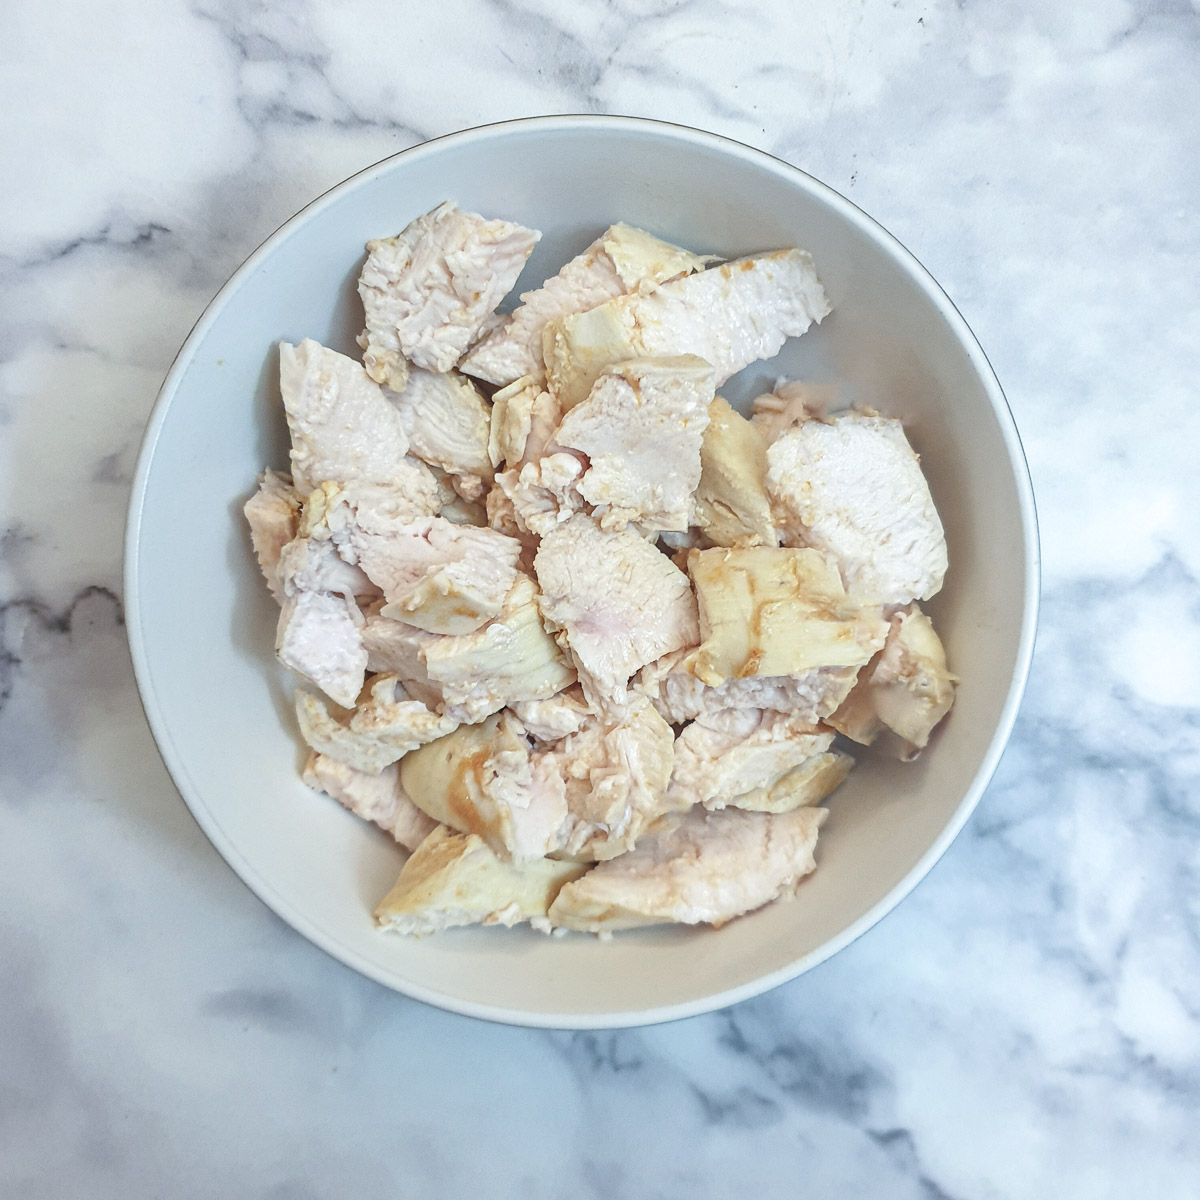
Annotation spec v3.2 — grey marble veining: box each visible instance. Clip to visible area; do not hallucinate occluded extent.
[3,1,1200,1196]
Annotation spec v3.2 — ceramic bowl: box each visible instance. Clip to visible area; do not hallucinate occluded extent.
[125,115,1039,1027]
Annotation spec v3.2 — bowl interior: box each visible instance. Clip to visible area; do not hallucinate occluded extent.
[127,118,1036,1026]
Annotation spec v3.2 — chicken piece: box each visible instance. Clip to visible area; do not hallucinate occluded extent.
[279,339,412,492]
[357,201,540,386]
[362,576,575,724]
[555,356,715,532]
[244,470,301,600]
[634,648,858,725]
[276,591,367,709]
[302,752,437,852]
[724,750,853,814]
[666,708,834,811]
[686,547,888,687]
[751,380,839,444]
[548,805,826,932]
[387,367,493,483]
[765,411,948,606]
[295,676,459,774]
[304,481,522,635]
[829,604,956,758]
[541,697,678,861]
[543,249,831,411]
[534,514,699,708]
[374,825,586,936]
[492,453,587,539]
[461,223,713,386]
[399,712,567,863]
[693,395,777,547]
[510,686,591,743]
[276,534,378,600]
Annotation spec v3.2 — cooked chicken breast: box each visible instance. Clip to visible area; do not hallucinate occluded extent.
[305,482,522,635]
[510,686,591,743]
[399,711,567,863]
[295,676,459,774]
[543,249,831,410]
[667,708,834,811]
[279,339,412,493]
[357,201,540,386]
[829,603,956,758]
[462,223,712,386]
[374,825,586,936]
[724,750,853,814]
[386,366,493,483]
[492,453,588,540]
[534,513,700,707]
[276,590,367,709]
[276,534,378,601]
[548,805,826,931]
[751,380,840,444]
[244,470,301,600]
[693,396,777,547]
[686,546,889,686]
[634,648,858,725]
[302,752,437,852]
[540,696,677,861]
[555,356,715,532]
[765,411,948,606]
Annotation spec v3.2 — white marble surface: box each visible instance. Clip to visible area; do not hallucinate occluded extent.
[3,1,1199,1195]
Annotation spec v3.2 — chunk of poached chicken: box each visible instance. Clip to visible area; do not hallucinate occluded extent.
[294,675,459,774]
[534,514,699,708]
[243,470,301,600]
[304,480,521,634]
[461,222,714,386]
[487,374,563,471]
[555,356,715,532]
[360,574,576,724]
[357,201,540,387]
[685,546,888,687]
[374,825,586,936]
[634,648,858,726]
[828,603,956,759]
[666,709,842,812]
[302,752,437,852]
[765,410,948,606]
[751,380,840,444]
[279,340,411,493]
[540,696,677,862]
[276,590,367,709]
[386,366,493,484]
[510,686,591,743]
[693,396,777,547]
[399,711,568,863]
[548,805,826,932]
[543,249,831,411]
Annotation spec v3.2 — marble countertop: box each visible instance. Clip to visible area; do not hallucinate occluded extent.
[4,2,1199,1196]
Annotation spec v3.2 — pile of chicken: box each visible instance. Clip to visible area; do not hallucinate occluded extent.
[243,202,956,938]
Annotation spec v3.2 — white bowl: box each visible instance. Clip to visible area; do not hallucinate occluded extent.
[125,116,1039,1028]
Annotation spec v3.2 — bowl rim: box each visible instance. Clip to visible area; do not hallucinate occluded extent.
[124,113,1041,1029]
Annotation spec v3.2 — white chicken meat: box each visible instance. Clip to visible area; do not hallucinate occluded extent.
[555,356,715,532]
[302,752,437,852]
[543,249,831,411]
[765,410,948,606]
[534,513,699,708]
[461,222,713,386]
[279,339,412,493]
[548,805,826,932]
[357,201,540,387]
[386,366,493,484]
[243,470,301,600]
